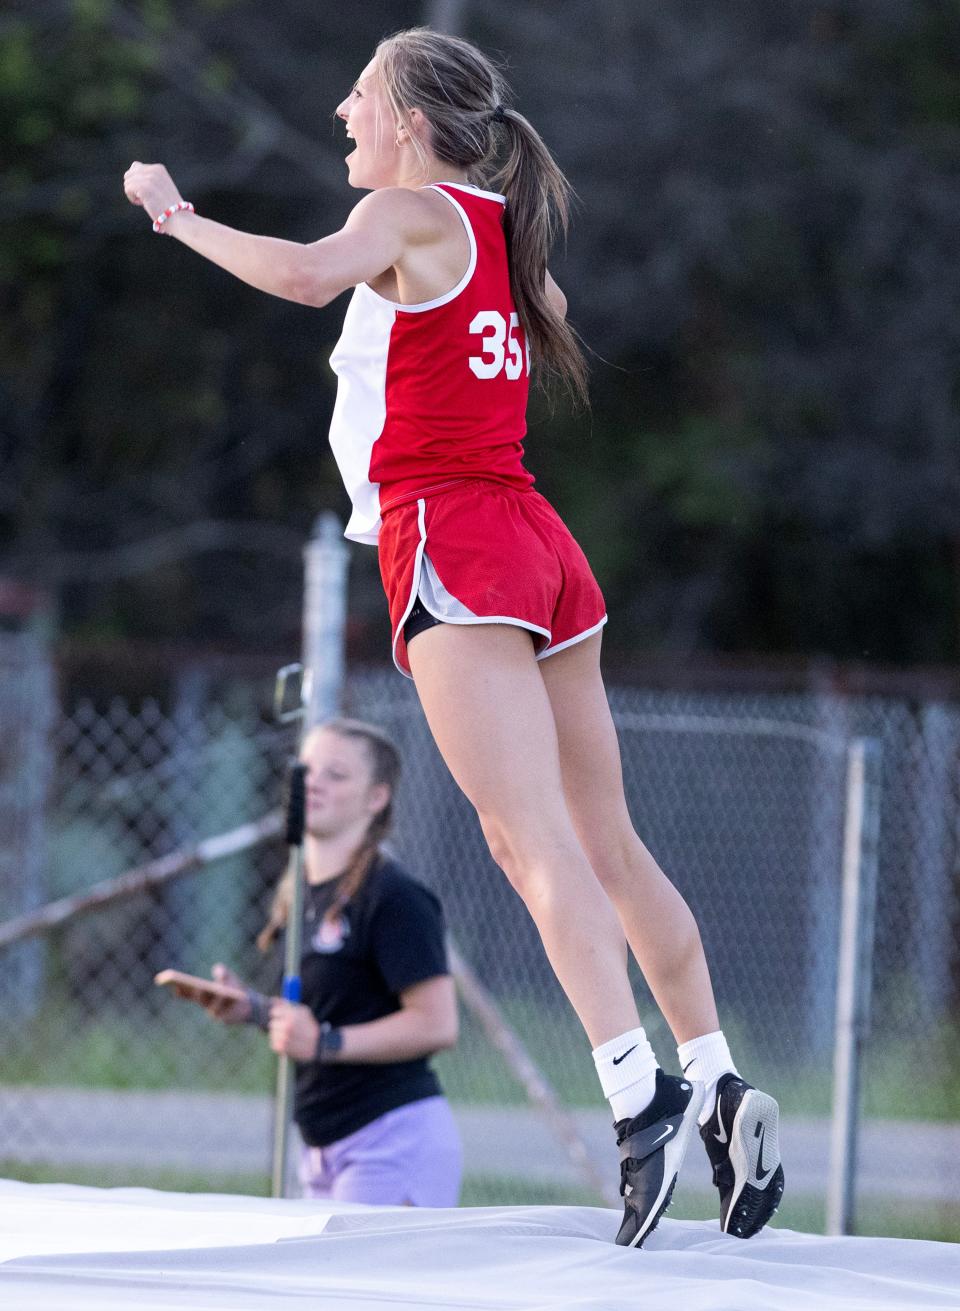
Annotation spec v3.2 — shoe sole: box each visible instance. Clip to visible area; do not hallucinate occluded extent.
[723,1088,784,1237]
[627,1080,706,1248]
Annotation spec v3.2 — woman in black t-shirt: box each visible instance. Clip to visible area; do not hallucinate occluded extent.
[205,718,462,1206]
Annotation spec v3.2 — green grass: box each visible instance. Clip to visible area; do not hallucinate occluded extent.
[667,1189,960,1245]
[2,1160,271,1196]
[4,997,959,1121]
[4,1162,956,1243]
[438,1006,960,1121]
[1,1001,275,1093]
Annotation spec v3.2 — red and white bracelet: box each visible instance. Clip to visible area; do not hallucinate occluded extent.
[152,200,195,233]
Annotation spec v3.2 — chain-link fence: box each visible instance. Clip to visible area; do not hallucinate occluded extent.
[1,644,958,1235]
[0,633,55,1026]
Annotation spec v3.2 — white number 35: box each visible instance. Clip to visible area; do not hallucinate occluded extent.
[468,310,531,380]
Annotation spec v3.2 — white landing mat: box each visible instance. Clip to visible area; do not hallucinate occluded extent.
[1,1180,958,1311]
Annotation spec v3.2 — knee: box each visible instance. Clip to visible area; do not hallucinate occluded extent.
[583,832,642,898]
[584,830,688,910]
[476,812,558,905]
[477,813,525,889]
[476,812,597,917]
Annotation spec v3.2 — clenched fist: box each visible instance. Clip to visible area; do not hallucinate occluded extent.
[268,999,322,1062]
[123,161,183,223]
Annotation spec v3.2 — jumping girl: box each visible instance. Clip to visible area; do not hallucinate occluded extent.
[124,26,783,1245]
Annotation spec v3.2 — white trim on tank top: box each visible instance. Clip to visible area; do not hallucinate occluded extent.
[433,181,507,203]
[359,183,503,315]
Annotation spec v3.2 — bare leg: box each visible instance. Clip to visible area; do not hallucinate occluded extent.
[539,632,719,1044]
[534,633,785,1242]
[407,622,639,1048]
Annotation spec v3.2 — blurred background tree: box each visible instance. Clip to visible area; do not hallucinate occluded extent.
[1,0,958,676]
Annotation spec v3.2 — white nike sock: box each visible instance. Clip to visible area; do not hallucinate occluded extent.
[592,1026,659,1122]
[676,1030,739,1126]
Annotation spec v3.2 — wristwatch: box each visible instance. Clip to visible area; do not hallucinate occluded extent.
[314,1021,344,1063]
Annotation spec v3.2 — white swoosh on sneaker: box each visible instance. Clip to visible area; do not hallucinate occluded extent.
[652,1123,675,1146]
[714,1112,728,1145]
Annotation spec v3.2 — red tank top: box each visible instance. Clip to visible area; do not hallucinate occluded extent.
[327,182,534,544]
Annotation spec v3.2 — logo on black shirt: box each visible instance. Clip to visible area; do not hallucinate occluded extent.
[310,913,351,954]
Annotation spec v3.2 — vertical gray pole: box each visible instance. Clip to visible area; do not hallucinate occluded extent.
[271,812,307,1200]
[826,737,881,1235]
[302,511,350,730]
[271,512,349,1198]
[910,705,954,1016]
[808,687,848,1055]
[1,630,55,1021]
[425,0,467,34]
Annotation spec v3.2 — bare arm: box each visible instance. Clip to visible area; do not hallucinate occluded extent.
[545,269,567,318]
[122,163,424,308]
[269,974,458,1064]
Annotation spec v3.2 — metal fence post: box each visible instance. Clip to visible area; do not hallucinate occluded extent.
[271,512,349,1198]
[910,705,955,1015]
[808,689,848,1055]
[0,631,55,1020]
[302,511,350,730]
[826,736,882,1235]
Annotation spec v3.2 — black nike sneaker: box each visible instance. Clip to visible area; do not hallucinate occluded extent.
[613,1068,704,1247]
[700,1072,785,1237]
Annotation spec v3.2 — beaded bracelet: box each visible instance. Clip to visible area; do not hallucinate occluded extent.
[152,200,195,233]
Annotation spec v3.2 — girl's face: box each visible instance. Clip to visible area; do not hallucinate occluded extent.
[335,60,406,190]
[300,729,389,839]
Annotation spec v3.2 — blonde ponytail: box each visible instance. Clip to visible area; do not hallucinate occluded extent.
[376,27,589,405]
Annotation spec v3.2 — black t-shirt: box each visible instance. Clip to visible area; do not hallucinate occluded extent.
[292,856,449,1147]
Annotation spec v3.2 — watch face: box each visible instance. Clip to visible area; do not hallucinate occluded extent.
[324,1027,344,1054]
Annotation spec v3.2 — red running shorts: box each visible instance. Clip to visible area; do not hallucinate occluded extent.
[377,480,608,677]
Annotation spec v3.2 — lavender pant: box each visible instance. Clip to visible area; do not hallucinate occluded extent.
[298,1095,462,1207]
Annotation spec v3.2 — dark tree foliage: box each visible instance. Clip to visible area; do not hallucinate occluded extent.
[1,0,958,667]
[491,1,960,662]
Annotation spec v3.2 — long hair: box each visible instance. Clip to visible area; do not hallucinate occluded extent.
[375,26,589,405]
[256,719,401,951]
